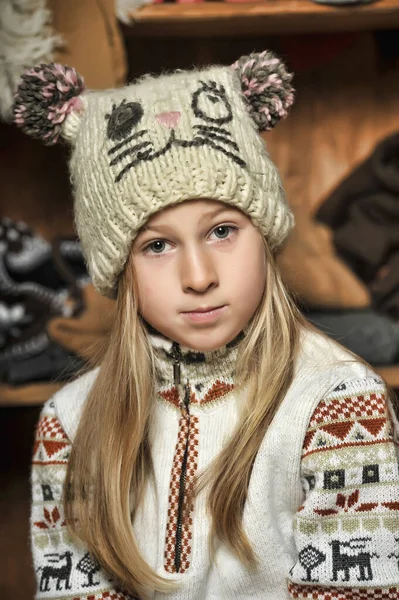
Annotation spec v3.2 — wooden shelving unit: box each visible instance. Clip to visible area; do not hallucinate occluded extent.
[128,0,399,36]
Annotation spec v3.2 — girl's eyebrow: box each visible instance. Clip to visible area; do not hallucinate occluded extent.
[142,206,236,233]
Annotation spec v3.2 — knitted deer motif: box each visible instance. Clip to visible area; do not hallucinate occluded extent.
[38,551,73,592]
[330,538,379,582]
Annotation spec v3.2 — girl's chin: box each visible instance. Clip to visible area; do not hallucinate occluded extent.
[174,330,238,353]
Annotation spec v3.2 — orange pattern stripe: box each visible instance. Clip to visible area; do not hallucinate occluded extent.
[164,414,199,573]
[288,582,399,599]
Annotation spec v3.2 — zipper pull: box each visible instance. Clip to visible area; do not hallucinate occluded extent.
[171,342,181,385]
[183,383,191,415]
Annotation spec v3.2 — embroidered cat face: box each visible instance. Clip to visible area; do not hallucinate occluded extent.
[105,79,246,185]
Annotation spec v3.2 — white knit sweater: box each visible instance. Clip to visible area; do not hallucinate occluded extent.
[31,328,399,599]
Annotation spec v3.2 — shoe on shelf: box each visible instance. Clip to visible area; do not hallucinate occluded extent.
[0,286,85,388]
[0,283,115,406]
[0,217,88,313]
[0,218,117,405]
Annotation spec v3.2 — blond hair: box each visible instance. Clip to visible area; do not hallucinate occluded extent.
[64,238,304,598]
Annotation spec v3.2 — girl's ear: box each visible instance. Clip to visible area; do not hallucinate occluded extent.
[231,50,294,132]
[13,63,86,145]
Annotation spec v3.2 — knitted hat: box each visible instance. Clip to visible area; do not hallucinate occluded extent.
[13,52,295,298]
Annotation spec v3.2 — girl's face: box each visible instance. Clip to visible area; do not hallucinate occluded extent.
[131,199,266,351]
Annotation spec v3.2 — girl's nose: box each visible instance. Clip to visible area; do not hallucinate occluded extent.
[155,111,181,128]
[181,249,218,294]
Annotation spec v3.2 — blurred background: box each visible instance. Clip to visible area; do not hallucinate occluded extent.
[1,0,399,597]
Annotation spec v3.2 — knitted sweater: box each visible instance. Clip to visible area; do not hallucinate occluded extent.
[31,328,399,599]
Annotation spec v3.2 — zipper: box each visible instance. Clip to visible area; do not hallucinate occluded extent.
[170,342,191,573]
[175,383,191,573]
[171,341,182,385]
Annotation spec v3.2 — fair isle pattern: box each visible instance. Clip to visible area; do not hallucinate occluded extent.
[302,391,394,461]
[37,415,70,439]
[151,330,238,410]
[164,414,200,573]
[303,392,387,458]
[288,582,399,599]
[289,378,399,595]
[309,392,386,426]
[30,335,399,598]
[159,386,180,409]
[32,400,137,599]
[159,380,235,409]
[33,412,70,467]
[202,380,235,404]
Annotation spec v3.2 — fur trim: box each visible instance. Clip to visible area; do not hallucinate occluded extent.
[0,0,60,122]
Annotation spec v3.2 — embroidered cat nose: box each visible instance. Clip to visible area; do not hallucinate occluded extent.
[155,111,181,128]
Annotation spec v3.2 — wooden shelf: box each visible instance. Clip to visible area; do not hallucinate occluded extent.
[128,0,399,36]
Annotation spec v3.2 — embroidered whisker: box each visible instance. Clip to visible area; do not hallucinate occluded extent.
[108,130,148,155]
[176,137,246,168]
[115,151,153,183]
[203,139,246,168]
[195,133,240,153]
[193,125,232,138]
[109,141,153,167]
[115,138,174,183]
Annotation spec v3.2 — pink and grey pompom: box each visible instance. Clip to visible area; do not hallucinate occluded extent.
[13,63,85,145]
[232,50,294,131]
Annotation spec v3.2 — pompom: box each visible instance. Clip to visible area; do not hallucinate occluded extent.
[232,50,294,131]
[13,63,85,145]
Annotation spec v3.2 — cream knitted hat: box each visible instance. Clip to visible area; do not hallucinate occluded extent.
[13,52,295,298]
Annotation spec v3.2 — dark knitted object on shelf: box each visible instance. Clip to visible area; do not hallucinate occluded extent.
[0,217,88,387]
[317,132,399,320]
[304,307,399,366]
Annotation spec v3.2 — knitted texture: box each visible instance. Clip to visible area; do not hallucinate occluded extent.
[31,329,399,599]
[13,63,85,144]
[31,400,136,599]
[232,50,294,131]
[289,378,399,596]
[13,52,294,298]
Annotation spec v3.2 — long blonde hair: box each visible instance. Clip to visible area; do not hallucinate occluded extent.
[64,238,304,598]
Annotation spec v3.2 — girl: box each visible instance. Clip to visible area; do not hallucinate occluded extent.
[14,52,399,600]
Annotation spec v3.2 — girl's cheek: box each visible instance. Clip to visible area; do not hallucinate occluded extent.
[144,284,154,298]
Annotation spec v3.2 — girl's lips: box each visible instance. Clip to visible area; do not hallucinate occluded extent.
[181,305,227,323]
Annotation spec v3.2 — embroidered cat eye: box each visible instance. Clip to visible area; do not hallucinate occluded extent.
[191,80,233,125]
[105,99,144,141]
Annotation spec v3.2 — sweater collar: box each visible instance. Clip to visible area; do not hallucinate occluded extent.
[146,326,242,405]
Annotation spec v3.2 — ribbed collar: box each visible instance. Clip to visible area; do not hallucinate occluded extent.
[146,327,242,406]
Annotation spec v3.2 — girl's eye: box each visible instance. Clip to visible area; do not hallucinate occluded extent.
[211,225,237,240]
[141,225,237,255]
[143,240,170,255]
